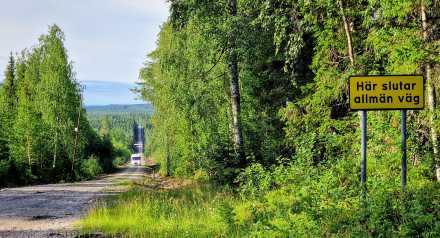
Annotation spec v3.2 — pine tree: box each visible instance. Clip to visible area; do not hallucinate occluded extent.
[2,53,17,111]
[1,53,18,128]
[0,54,17,161]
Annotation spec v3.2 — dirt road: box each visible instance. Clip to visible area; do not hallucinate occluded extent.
[0,165,148,237]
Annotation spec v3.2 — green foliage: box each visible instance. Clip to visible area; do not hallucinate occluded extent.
[140,0,302,178]
[86,105,152,168]
[0,54,17,171]
[112,141,131,167]
[0,160,10,187]
[112,156,126,167]
[80,155,103,179]
[133,0,440,236]
[86,104,153,114]
[140,22,233,177]
[87,109,150,151]
[235,163,274,198]
[81,182,239,237]
[0,25,114,186]
[227,161,439,237]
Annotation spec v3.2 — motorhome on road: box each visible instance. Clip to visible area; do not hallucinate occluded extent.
[130,153,142,166]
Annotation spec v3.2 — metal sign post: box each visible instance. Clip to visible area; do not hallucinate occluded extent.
[361,110,367,191]
[348,75,424,193]
[401,110,407,191]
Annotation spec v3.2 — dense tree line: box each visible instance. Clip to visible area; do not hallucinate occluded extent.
[88,111,150,146]
[87,110,150,159]
[0,25,114,186]
[139,0,439,235]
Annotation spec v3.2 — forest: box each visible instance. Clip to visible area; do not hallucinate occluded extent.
[135,0,440,236]
[0,1,439,237]
[86,105,152,164]
[0,25,118,186]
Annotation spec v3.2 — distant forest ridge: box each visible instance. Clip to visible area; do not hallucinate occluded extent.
[86,103,152,150]
[85,104,153,114]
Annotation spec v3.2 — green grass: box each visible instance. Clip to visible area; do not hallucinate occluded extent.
[79,182,238,237]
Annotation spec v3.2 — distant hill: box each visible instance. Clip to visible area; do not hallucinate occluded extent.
[85,104,154,114]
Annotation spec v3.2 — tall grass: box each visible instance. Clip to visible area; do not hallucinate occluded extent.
[80,182,239,237]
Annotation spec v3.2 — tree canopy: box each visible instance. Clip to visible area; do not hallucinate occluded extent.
[0,25,118,185]
[138,1,440,236]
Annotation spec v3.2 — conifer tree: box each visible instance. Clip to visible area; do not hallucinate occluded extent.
[0,54,17,162]
[2,54,17,111]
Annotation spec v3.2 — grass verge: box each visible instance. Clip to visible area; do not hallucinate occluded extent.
[79,179,238,237]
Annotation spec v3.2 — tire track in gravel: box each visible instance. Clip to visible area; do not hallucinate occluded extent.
[0,164,149,238]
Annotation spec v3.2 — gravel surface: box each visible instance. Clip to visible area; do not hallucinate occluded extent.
[0,165,148,238]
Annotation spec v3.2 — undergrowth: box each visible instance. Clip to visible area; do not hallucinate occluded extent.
[80,182,241,237]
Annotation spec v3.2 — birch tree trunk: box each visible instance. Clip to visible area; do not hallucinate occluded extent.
[27,134,31,173]
[339,0,362,128]
[72,98,82,173]
[339,0,354,65]
[228,0,245,161]
[52,129,57,168]
[52,116,59,168]
[421,3,439,181]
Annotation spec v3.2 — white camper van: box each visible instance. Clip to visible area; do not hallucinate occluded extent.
[130,153,142,166]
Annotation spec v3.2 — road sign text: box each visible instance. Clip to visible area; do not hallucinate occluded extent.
[349,75,424,110]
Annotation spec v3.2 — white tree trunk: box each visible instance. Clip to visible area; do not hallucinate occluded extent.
[421,3,440,181]
[228,0,244,161]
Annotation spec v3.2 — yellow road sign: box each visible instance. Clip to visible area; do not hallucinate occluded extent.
[349,75,424,110]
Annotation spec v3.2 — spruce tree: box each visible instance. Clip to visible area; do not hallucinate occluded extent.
[1,54,18,129]
[0,54,17,160]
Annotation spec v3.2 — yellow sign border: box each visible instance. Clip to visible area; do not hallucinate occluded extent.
[348,75,425,110]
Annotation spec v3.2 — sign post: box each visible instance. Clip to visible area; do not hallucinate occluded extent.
[401,110,407,191]
[361,110,367,191]
[349,75,424,192]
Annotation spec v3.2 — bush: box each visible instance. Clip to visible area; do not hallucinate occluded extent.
[112,156,127,167]
[0,160,10,187]
[236,163,274,199]
[193,169,209,181]
[112,141,130,165]
[80,155,103,179]
[228,162,440,237]
[362,184,440,237]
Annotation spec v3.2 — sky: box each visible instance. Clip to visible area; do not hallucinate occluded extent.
[82,80,141,105]
[0,0,169,105]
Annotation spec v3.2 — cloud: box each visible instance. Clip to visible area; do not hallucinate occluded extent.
[109,0,170,16]
[0,0,169,104]
[0,0,169,82]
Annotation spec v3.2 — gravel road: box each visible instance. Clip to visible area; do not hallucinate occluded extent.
[0,165,148,238]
